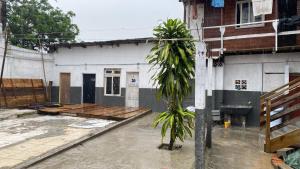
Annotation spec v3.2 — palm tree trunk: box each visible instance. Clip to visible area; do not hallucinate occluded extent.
[168,119,176,150]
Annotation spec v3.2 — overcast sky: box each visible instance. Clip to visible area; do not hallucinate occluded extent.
[49,0,183,42]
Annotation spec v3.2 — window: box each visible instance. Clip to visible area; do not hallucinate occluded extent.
[104,69,121,96]
[236,1,264,28]
[235,80,247,91]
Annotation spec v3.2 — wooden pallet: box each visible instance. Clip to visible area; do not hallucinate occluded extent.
[39,104,151,121]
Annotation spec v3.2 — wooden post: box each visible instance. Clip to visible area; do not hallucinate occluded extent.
[265,99,272,153]
[48,81,53,102]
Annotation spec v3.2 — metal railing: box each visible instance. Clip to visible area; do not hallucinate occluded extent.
[202,19,300,56]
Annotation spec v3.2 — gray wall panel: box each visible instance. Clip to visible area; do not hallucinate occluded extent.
[70,87,82,104]
[52,85,261,127]
[96,87,125,106]
[51,86,59,103]
[222,90,261,126]
[139,88,195,112]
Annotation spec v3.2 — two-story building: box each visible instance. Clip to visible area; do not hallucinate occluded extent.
[182,0,300,126]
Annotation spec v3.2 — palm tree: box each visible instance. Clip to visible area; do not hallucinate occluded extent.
[147,19,196,150]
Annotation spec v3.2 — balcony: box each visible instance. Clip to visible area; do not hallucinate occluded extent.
[202,18,300,57]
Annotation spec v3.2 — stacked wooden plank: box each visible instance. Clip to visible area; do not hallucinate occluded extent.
[0,78,47,108]
[39,104,151,121]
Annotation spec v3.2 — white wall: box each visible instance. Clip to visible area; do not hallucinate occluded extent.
[217,53,300,92]
[51,43,155,88]
[0,41,54,81]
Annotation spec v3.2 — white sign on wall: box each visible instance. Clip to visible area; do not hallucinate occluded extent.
[129,74,139,87]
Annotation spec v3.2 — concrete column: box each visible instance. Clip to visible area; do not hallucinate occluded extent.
[206,95,212,148]
[206,57,213,148]
[195,42,206,169]
[195,109,206,169]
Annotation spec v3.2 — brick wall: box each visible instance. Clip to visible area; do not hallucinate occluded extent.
[203,0,277,53]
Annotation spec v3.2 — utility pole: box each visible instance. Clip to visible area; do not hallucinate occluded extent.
[0,0,6,31]
[195,42,207,169]
[0,26,10,107]
[38,35,48,101]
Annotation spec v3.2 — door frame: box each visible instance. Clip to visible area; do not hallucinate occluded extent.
[81,73,96,104]
[125,71,140,108]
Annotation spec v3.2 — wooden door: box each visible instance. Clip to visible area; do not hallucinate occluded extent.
[126,72,139,108]
[59,73,71,104]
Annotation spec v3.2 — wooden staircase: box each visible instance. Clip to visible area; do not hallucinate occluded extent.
[260,77,300,153]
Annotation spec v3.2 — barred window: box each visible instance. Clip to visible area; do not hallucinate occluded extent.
[104,69,121,96]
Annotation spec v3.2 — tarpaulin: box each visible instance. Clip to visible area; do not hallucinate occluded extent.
[211,0,224,8]
[284,150,300,169]
[252,0,273,16]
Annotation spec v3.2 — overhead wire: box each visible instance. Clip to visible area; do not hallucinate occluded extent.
[8,36,201,42]
[2,26,202,42]
[0,27,155,36]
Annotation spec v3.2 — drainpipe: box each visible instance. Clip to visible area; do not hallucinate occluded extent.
[284,62,289,84]
[220,26,225,55]
[261,63,264,93]
[272,20,279,52]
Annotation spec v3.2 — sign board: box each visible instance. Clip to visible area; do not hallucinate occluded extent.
[128,74,139,87]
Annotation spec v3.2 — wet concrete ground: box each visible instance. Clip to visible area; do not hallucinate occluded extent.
[29,113,195,169]
[28,112,273,169]
[0,109,37,121]
[206,127,273,169]
[0,113,115,169]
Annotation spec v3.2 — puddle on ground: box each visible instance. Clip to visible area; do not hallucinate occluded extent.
[68,119,115,129]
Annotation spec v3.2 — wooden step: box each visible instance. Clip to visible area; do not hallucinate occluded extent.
[271,125,299,139]
[268,128,300,153]
[271,116,300,131]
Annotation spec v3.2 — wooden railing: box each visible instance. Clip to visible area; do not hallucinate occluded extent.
[260,77,300,153]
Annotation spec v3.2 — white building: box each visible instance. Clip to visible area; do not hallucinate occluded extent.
[181,0,300,126]
[49,38,195,111]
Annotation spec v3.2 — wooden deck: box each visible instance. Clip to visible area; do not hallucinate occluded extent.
[38,104,151,121]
